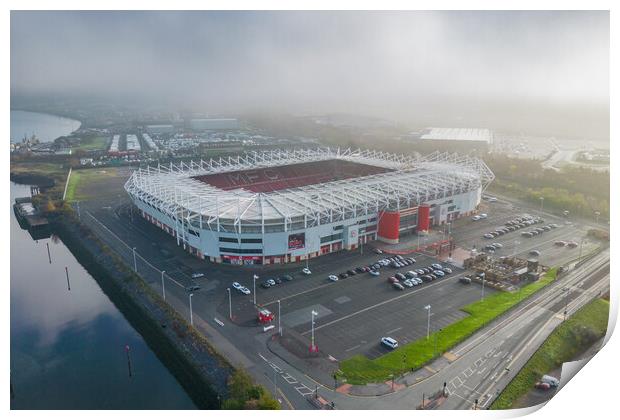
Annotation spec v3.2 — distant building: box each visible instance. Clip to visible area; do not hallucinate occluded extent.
[146,124,175,135]
[416,127,493,152]
[189,118,240,131]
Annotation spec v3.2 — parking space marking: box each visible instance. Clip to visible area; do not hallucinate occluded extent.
[385,327,402,335]
[345,344,361,352]
[299,272,463,334]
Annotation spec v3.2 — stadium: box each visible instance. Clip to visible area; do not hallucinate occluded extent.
[124,148,495,265]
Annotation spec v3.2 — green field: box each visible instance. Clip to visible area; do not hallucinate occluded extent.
[339,268,558,385]
[71,135,109,152]
[64,167,120,202]
[491,298,609,409]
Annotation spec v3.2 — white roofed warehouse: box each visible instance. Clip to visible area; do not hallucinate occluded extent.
[124,148,494,265]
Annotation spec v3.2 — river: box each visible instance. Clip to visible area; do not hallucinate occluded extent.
[10,110,81,143]
[10,111,196,409]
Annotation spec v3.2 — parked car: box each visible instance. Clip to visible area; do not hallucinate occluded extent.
[484,233,494,239]
[529,250,541,256]
[403,279,414,288]
[433,270,445,277]
[541,375,560,387]
[480,213,488,218]
[302,267,312,275]
[554,240,566,246]
[280,275,293,282]
[395,273,407,281]
[492,242,503,249]
[421,275,433,282]
[443,267,453,274]
[381,337,398,349]
[339,273,349,279]
[328,275,339,282]
[239,286,251,295]
[232,282,243,291]
[431,263,443,270]
[274,277,282,285]
[191,273,205,279]
[521,232,533,238]
[388,276,399,284]
[267,278,276,286]
[185,285,201,292]
[534,382,551,390]
[260,282,271,289]
[459,277,472,284]
[369,270,380,276]
[347,269,357,276]
[393,282,405,291]
[355,267,365,273]
[472,215,481,221]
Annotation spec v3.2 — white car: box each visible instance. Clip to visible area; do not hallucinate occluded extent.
[479,213,488,219]
[488,197,497,202]
[302,267,312,275]
[381,337,399,349]
[191,273,205,279]
[472,215,481,221]
[492,242,503,248]
[433,270,445,277]
[239,286,251,295]
[232,282,243,291]
[431,263,443,270]
[369,270,380,276]
[328,275,339,282]
[403,279,414,288]
[375,249,383,254]
[442,267,453,274]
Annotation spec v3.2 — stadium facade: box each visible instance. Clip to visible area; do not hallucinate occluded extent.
[125,148,494,265]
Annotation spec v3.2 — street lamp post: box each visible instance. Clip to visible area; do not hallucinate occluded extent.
[595,211,600,224]
[539,197,544,212]
[161,270,166,301]
[278,299,282,336]
[563,287,570,321]
[132,247,137,272]
[189,293,194,326]
[424,305,432,339]
[481,276,486,302]
[227,288,232,320]
[311,310,318,352]
[253,274,258,305]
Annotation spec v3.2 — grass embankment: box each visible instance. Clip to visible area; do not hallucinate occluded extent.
[491,298,609,409]
[64,167,120,202]
[339,268,558,385]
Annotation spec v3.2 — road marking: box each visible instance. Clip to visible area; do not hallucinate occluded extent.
[386,326,402,335]
[345,344,361,352]
[214,318,224,327]
[299,273,463,334]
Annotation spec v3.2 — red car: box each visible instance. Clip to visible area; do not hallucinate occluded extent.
[534,382,551,390]
[388,276,399,284]
[258,308,274,324]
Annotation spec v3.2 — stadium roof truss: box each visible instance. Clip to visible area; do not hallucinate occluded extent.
[125,148,495,235]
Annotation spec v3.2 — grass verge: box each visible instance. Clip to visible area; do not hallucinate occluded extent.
[491,298,609,409]
[339,268,558,385]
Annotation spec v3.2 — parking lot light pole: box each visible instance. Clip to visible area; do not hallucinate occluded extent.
[595,211,600,224]
[253,274,259,305]
[227,288,232,320]
[278,299,282,336]
[481,277,486,302]
[424,305,432,339]
[539,196,544,212]
[161,270,166,301]
[189,293,194,326]
[311,310,318,352]
[132,247,137,272]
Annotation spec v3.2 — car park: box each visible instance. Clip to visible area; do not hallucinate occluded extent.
[302,267,312,275]
[381,337,398,349]
[393,282,405,291]
[328,275,339,282]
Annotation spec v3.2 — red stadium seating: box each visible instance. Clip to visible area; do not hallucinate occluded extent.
[193,159,392,192]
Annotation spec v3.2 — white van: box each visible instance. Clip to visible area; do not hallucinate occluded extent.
[381,337,398,349]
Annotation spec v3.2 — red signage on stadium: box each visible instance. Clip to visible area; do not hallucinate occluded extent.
[288,233,305,250]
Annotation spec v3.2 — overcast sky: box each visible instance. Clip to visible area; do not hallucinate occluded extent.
[10,11,609,134]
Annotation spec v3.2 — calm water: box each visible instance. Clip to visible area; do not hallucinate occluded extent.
[10,110,196,409]
[10,110,81,143]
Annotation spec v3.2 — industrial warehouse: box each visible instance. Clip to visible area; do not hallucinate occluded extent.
[124,148,495,264]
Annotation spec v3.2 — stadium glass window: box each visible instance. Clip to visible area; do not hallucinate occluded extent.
[219,237,239,243]
[219,248,263,254]
[333,225,344,231]
[241,238,263,244]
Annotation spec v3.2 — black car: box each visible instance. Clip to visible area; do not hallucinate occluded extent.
[395,273,407,281]
[355,267,365,273]
[339,273,349,279]
[260,282,271,289]
[347,269,357,276]
[429,274,437,281]
[459,277,472,284]
[372,263,381,270]
[280,274,293,282]
[274,278,282,284]
[421,275,433,282]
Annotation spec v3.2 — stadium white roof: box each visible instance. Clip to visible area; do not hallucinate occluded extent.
[420,127,493,144]
[125,148,494,232]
